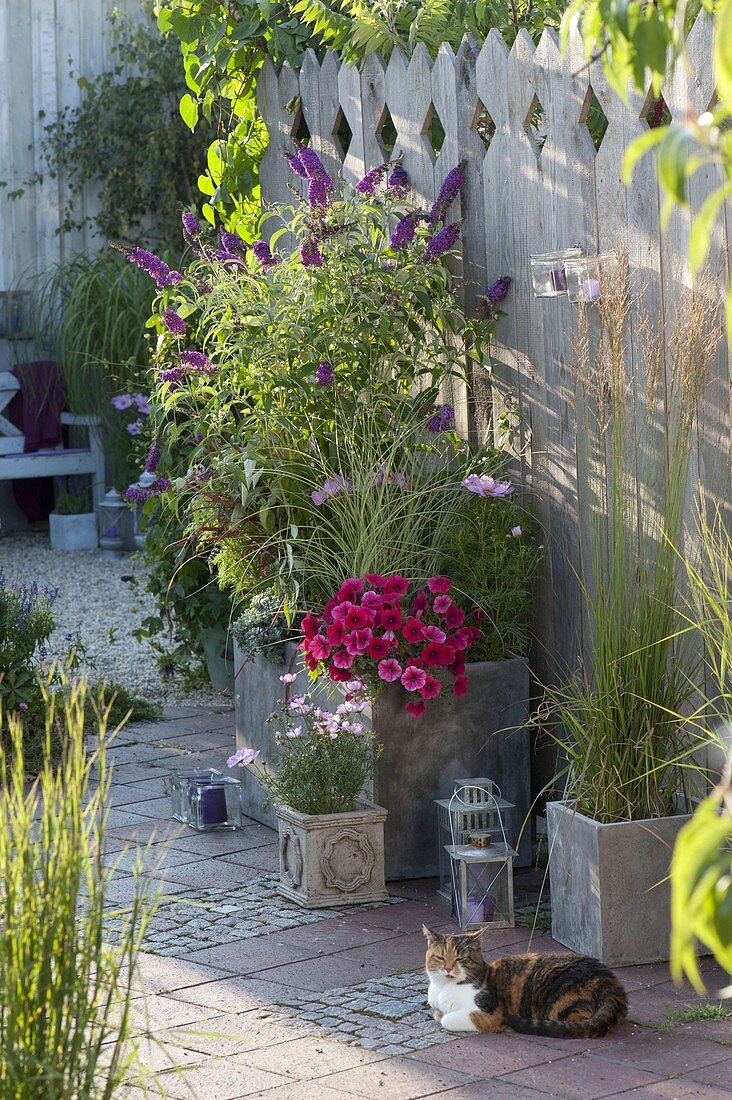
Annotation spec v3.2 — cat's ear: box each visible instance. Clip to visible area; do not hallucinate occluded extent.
[422,924,441,944]
[464,926,488,942]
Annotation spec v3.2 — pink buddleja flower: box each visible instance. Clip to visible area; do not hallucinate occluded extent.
[377,658,402,682]
[401,665,427,692]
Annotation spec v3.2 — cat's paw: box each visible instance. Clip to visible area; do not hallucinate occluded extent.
[433,1009,443,1023]
[440,1011,478,1033]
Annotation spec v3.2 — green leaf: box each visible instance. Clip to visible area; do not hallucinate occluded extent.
[689,183,732,276]
[714,0,732,109]
[179,93,199,131]
[622,125,668,184]
[657,125,692,206]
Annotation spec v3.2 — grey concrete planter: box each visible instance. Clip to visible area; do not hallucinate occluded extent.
[546,801,692,967]
[276,800,388,907]
[235,640,531,878]
[49,511,97,550]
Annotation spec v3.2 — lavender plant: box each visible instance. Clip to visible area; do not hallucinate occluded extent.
[0,570,56,711]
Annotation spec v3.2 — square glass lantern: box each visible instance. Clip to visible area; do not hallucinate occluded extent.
[171,768,242,831]
[564,252,617,303]
[436,779,515,901]
[530,248,583,297]
[445,842,516,930]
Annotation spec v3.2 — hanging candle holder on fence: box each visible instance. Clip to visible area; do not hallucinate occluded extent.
[442,782,516,930]
[435,779,515,902]
[529,248,583,297]
[564,251,617,304]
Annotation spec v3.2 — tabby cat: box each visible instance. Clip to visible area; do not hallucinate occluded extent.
[423,925,627,1037]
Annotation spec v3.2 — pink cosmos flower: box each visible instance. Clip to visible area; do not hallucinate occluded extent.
[366,636,391,660]
[406,700,426,718]
[383,575,410,597]
[422,624,447,644]
[279,673,298,684]
[309,635,332,661]
[402,617,425,644]
[401,665,427,691]
[428,576,452,594]
[453,675,469,697]
[227,747,260,768]
[379,606,403,631]
[377,658,403,682]
[461,473,513,498]
[433,595,453,615]
[511,525,522,537]
[443,605,465,629]
[419,676,442,700]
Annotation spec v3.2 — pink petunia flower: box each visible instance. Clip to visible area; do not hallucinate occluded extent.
[361,590,384,608]
[344,605,375,631]
[309,635,332,661]
[427,576,452,594]
[422,624,447,644]
[302,613,320,639]
[433,595,453,615]
[401,665,427,691]
[419,676,442,700]
[327,621,347,645]
[345,628,373,655]
[338,578,365,602]
[331,601,354,623]
[377,657,403,682]
[332,649,354,668]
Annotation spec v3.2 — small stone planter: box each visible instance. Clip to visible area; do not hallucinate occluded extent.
[546,800,692,967]
[49,511,98,551]
[276,800,388,908]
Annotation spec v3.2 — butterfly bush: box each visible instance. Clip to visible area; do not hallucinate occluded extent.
[301,573,483,718]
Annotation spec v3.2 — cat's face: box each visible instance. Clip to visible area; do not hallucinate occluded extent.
[422,925,485,983]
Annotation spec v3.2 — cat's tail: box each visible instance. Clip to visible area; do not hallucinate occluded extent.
[505,994,628,1039]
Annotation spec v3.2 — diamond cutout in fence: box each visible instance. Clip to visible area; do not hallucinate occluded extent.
[524,95,547,158]
[582,87,609,151]
[334,108,353,159]
[377,105,397,158]
[472,100,495,152]
[294,110,312,147]
[644,92,671,129]
[425,107,446,158]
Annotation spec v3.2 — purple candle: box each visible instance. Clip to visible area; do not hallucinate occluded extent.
[583,278,601,301]
[200,783,228,825]
[550,267,567,292]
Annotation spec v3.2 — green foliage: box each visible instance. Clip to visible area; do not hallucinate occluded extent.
[232,587,292,665]
[54,486,92,515]
[158,0,567,229]
[535,264,720,823]
[0,570,56,711]
[34,249,155,489]
[0,681,157,1097]
[87,681,163,727]
[253,694,379,814]
[35,7,211,250]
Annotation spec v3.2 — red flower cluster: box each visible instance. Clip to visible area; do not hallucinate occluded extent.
[301,574,482,717]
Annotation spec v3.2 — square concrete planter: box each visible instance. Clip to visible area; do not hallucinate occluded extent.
[235,641,531,878]
[546,800,692,967]
[276,800,388,907]
[49,511,98,550]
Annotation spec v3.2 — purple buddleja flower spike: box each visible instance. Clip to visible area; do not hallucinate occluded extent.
[285,151,308,179]
[220,230,247,255]
[424,222,461,261]
[153,477,172,492]
[356,163,389,196]
[128,247,179,289]
[428,404,456,432]
[429,161,465,224]
[386,164,409,197]
[301,239,324,267]
[252,239,281,269]
[181,349,217,374]
[182,211,202,241]
[124,485,149,504]
[487,275,512,303]
[144,439,162,474]
[389,211,423,249]
[297,143,331,185]
[162,308,186,336]
[158,366,186,385]
[316,359,335,386]
[308,176,331,209]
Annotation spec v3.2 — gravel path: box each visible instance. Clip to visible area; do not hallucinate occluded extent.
[0,532,227,709]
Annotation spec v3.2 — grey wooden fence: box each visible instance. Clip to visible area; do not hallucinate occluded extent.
[256,14,731,684]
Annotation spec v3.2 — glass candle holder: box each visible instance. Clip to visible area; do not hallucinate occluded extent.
[564,253,616,303]
[170,768,242,831]
[529,248,583,297]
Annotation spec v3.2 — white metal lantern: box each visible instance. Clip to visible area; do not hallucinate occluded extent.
[529,248,583,297]
[98,489,126,556]
[564,251,617,303]
[445,840,516,930]
[127,470,157,549]
[436,779,515,901]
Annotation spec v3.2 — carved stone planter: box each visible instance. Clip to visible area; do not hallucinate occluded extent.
[275,800,388,908]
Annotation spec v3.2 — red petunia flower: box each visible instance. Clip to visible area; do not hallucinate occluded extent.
[377,657,403,682]
[302,612,320,640]
[364,572,388,588]
[419,675,442,700]
[322,598,338,623]
[423,624,447,644]
[443,605,465,629]
[309,635,332,661]
[337,578,365,602]
[345,627,373,655]
[383,574,410,597]
[421,641,447,667]
[451,653,466,676]
[402,617,426,644]
[329,665,352,681]
[332,648,354,668]
[406,699,427,717]
[379,606,403,631]
[412,589,429,613]
[453,674,469,697]
[428,576,452,594]
[361,590,384,609]
[366,636,391,660]
[344,605,375,631]
[331,601,353,622]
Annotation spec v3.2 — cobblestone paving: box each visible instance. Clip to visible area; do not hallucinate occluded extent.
[106,873,405,957]
[256,968,455,1055]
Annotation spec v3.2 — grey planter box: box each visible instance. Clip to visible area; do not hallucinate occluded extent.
[235,641,531,878]
[49,511,97,550]
[546,800,692,967]
[276,800,388,908]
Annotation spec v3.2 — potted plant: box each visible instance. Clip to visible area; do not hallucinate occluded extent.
[540,265,722,967]
[228,690,387,908]
[49,485,97,551]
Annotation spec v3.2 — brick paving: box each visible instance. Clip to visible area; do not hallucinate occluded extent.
[107,708,732,1099]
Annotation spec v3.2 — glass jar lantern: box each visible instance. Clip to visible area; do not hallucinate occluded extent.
[445,841,516,930]
[170,767,242,831]
[435,779,515,901]
[564,252,616,303]
[98,489,126,557]
[530,248,583,297]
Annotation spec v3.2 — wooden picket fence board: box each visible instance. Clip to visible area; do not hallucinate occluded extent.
[257,13,731,684]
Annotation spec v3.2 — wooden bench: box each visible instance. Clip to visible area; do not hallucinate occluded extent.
[0,410,106,506]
